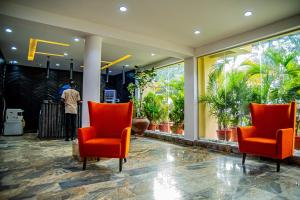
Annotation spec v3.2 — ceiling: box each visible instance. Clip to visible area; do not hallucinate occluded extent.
[6,0,300,48]
[0,0,299,75]
[0,14,173,75]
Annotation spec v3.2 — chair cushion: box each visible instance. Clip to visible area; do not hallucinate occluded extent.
[84,138,121,157]
[239,137,277,157]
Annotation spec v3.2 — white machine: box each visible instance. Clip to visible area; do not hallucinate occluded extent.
[4,109,24,136]
[104,90,117,103]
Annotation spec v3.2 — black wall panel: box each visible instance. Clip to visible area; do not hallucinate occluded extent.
[4,65,83,132]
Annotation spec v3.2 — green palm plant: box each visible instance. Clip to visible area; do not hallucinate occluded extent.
[169,76,184,125]
[143,92,163,123]
[242,48,300,133]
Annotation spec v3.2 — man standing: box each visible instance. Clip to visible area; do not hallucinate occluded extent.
[61,81,81,141]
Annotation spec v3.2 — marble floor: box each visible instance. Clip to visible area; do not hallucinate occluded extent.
[1,134,300,200]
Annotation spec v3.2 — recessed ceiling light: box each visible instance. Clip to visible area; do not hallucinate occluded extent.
[120,6,127,12]
[125,64,129,67]
[151,53,156,56]
[11,46,17,50]
[74,38,80,42]
[64,52,68,56]
[9,60,18,64]
[80,65,84,68]
[109,70,112,73]
[194,30,201,35]
[244,11,252,17]
[56,63,60,67]
[5,28,12,33]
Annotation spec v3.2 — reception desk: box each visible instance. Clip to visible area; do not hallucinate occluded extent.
[38,102,82,138]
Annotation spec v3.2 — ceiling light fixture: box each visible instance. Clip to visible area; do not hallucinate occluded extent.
[120,6,127,12]
[5,28,12,33]
[194,30,201,35]
[64,52,68,56]
[151,53,156,56]
[109,70,112,73]
[80,65,84,68]
[11,46,17,50]
[56,63,60,67]
[9,60,18,64]
[74,38,80,42]
[244,11,252,17]
[125,64,129,67]
[28,38,70,61]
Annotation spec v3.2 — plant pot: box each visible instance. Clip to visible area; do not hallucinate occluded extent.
[175,123,184,134]
[159,122,171,133]
[132,118,150,135]
[230,127,238,142]
[295,136,300,150]
[216,129,232,141]
[148,123,157,131]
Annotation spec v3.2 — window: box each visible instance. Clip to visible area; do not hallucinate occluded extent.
[144,62,184,134]
[198,31,300,145]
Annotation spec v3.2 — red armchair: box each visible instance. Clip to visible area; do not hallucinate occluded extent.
[238,102,296,172]
[78,101,133,172]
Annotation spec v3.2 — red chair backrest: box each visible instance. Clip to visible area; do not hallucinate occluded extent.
[88,101,133,138]
[250,102,296,139]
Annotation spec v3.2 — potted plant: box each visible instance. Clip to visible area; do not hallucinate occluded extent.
[127,68,156,135]
[169,76,184,134]
[199,63,232,141]
[143,92,162,131]
[158,104,171,133]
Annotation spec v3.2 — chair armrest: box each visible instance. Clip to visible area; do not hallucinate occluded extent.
[120,127,131,158]
[78,126,96,157]
[78,126,97,143]
[237,126,256,142]
[276,128,294,158]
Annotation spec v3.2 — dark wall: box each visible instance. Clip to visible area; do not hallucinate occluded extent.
[3,64,134,132]
[103,70,135,103]
[4,65,82,132]
[0,51,6,135]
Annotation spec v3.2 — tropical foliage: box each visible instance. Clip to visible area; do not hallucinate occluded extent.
[200,31,300,133]
[127,68,156,117]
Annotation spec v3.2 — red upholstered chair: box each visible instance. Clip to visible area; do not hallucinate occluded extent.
[78,101,133,172]
[237,102,296,172]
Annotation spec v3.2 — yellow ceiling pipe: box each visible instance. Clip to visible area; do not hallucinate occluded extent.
[101,55,132,70]
[28,38,70,61]
[28,38,38,61]
[35,52,65,57]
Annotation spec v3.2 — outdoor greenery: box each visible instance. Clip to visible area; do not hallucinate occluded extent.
[143,92,163,123]
[169,76,184,125]
[199,31,300,133]
[127,68,156,118]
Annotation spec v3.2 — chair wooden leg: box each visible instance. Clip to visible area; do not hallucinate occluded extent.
[119,158,123,172]
[83,157,87,170]
[277,160,280,172]
[124,158,127,163]
[242,153,246,165]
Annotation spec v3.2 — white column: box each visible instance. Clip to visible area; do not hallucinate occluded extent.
[184,57,198,141]
[82,35,102,127]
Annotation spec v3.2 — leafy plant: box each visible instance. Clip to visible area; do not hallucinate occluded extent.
[143,92,163,123]
[169,76,184,125]
[127,68,156,117]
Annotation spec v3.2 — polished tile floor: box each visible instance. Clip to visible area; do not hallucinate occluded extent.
[1,134,300,200]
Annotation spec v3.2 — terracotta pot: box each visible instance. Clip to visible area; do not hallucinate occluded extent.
[132,118,150,135]
[159,122,171,133]
[216,129,232,141]
[147,123,157,131]
[230,127,238,142]
[295,136,300,150]
[175,123,184,134]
